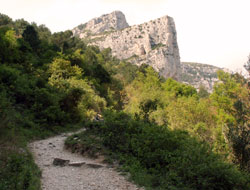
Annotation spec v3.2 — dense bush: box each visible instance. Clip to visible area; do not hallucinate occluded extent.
[0,151,40,190]
[84,111,249,190]
[211,71,250,171]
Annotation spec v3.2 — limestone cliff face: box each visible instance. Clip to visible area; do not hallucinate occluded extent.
[180,62,233,92]
[73,11,181,79]
[180,62,220,92]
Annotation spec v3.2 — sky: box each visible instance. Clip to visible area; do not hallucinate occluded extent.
[1,0,250,72]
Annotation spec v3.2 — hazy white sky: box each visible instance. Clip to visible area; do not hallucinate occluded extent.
[1,0,250,71]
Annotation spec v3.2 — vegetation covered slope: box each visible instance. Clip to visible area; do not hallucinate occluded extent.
[67,67,250,189]
[0,13,138,190]
[0,13,249,190]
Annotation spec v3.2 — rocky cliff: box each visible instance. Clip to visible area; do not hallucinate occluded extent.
[72,11,229,91]
[73,11,181,79]
[180,62,221,92]
[72,11,129,39]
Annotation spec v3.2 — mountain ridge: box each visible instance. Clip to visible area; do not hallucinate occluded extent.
[72,11,230,91]
[72,11,181,80]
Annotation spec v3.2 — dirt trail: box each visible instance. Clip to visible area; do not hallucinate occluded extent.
[29,131,141,190]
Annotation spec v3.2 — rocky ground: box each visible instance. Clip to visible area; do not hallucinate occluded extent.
[29,131,142,190]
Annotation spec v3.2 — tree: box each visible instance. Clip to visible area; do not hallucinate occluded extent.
[211,71,250,171]
[13,19,29,36]
[51,30,73,52]
[22,25,40,51]
[0,13,12,27]
[124,67,166,123]
[37,24,51,42]
[138,99,158,122]
[0,28,19,63]
[48,57,107,119]
[162,78,197,97]
[167,96,219,146]
[48,58,82,89]
[243,54,250,77]
[198,85,210,98]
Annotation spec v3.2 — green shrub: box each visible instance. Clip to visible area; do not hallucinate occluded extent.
[83,111,250,190]
[0,152,41,190]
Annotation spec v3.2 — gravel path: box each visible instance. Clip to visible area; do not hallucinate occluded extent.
[29,131,142,190]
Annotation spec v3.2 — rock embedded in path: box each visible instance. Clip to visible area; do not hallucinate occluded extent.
[53,158,70,166]
[68,162,86,167]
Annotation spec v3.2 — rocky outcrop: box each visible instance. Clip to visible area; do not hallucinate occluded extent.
[180,62,221,92]
[72,11,129,39]
[73,11,181,79]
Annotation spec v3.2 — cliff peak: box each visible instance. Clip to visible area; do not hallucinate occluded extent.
[72,11,129,38]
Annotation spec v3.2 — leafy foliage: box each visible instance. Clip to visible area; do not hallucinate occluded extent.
[22,25,40,51]
[78,111,249,189]
[0,13,12,24]
[0,151,41,190]
[211,71,250,171]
